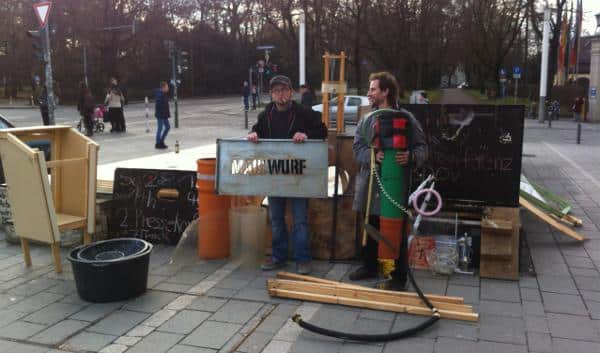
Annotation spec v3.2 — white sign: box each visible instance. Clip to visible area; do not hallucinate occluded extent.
[33,2,52,28]
[591,87,597,100]
[216,139,328,198]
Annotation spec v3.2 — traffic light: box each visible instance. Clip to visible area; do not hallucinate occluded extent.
[27,30,46,63]
[177,50,189,75]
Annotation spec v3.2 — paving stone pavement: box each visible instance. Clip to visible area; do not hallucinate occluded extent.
[1,118,600,352]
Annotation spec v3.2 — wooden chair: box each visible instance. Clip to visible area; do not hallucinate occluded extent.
[0,126,98,273]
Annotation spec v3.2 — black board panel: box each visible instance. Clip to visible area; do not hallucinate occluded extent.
[400,104,524,207]
[109,168,198,244]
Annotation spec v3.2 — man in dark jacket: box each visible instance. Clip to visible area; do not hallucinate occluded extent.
[300,84,316,109]
[247,75,327,275]
[77,81,95,136]
[154,81,171,149]
[350,71,428,290]
[242,81,250,111]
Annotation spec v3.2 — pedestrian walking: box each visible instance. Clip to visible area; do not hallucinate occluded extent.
[37,85,50,126]
[247,75,327,275]
[572,95,585,122]
[77,81,95,136]
[350,71,428,291]
[105,77,126,132]
[242,81,250,111]
[154,81,171,149]
[300,84,316,109]
[251,84,258,110]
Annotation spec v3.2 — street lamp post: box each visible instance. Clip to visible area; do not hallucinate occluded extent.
[538,7,551,123]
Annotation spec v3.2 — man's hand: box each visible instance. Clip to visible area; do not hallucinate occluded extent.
[292,132,308,143]
[376,150,384,163]
[395,151,410,166]
[246,132,259,143]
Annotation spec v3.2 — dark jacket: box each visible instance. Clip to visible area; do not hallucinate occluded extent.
[251,101,327,139]
[77,91,94,116]
[154,88,170,119]
[352,108,428,214]
[300,91,316,108]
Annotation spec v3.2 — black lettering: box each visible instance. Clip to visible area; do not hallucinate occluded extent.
[268,159,281,174]
[300,159,306,174]
[281,160,289,174]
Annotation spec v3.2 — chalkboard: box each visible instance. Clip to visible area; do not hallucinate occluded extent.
[109,168,198,244]
[400,104,524,207]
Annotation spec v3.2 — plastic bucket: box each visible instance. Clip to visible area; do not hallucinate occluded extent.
[68,238,152,302]
[197,158,231,259]
[229,206,267,266]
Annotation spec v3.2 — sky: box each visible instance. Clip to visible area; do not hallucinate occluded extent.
[582,1,600,36]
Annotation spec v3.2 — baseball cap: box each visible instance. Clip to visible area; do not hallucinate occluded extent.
[269,75,292,89]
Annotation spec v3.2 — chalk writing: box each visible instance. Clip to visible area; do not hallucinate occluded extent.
[401,104,524,207]
[109,168,198,244]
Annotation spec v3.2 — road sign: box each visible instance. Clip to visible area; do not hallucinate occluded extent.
[499,68,507,83]
[33,2,52,28]
[591,87,598,100]
[513,66,521,79]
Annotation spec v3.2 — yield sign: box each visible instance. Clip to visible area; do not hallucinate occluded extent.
[33,2,52,28]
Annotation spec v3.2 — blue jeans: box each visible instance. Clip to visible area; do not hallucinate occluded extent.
[243,96,249,111]
[268,197,310,263]
[156,118,170,145]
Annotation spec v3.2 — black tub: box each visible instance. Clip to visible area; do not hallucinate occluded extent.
[68,238,153,303]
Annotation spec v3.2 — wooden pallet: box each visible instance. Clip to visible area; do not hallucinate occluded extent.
[479,207,520,280]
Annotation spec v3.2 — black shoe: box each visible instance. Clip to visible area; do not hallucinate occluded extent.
[377,279,407,292]
[155,143,167,149]
[349,266,378,281]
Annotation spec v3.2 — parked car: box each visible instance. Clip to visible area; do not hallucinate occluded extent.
[409,90,429,104]
[457,82,470,89]
[312,95,369,125]
[0,114,51,184]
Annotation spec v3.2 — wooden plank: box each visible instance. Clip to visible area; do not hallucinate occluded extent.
[481,218,513,231]
[520,197,586,241]
[267,279,473,313]
[20,238,32,267]
[51,242,62,273]
[1,125,72,134]
[56,213,86,229]
[269,288,479,322]
[275,272,465,304]
[563,214,583,227]
[46,158,87,168]
[550,213,583,228]
[87,143,98,234]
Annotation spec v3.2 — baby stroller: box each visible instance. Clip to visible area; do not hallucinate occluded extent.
[77,105,105,133]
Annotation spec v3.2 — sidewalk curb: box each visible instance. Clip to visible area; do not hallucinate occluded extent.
[0,105,36,110]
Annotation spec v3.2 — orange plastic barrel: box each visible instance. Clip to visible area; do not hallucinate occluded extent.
[197,158,231,259]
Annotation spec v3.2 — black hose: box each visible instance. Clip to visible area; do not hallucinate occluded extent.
[292,311,439,342]
[289,265,441,342]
